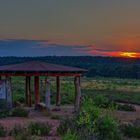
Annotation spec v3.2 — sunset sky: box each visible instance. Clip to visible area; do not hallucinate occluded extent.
[0,0,140,57]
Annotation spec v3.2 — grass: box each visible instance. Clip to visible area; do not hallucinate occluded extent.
[11,107,29,117]
[81,77,140,105]
[121,124,140,138]
[0,124,7,137]
[2,76,140,139]
[10,76,140,106]
[28,122,51,136]
[10,124,49,140]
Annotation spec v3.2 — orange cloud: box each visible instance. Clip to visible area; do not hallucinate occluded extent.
[86,48,140,58]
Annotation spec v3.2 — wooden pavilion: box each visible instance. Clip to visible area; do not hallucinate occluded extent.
[0,61,86,111]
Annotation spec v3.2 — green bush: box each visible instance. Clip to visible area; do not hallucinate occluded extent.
[13,93,25,104]
[93,95,117,109]
[0,110,10,118]
[62,129,77,140]
[57,117,77,136]
[0,99,7,110]
[58,97,122,140]
[28,122,51,136]
[58,98,100,139]
[50,114,61,120]
[0,124,7,137]
[10,125,25,137]
[95,115,122,140]
[117,104,136,112]
[11,125,40,140]
[121,124,140,138]
[12,107,29,117]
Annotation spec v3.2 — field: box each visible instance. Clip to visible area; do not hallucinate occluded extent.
[11,76,140,105]
[1,77,140,140]
[81,77,140,105]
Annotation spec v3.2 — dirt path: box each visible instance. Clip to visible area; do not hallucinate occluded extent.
[115,104,140,123]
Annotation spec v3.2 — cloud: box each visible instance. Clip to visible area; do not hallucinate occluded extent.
[0,39,87,56]
[0,37,140,57]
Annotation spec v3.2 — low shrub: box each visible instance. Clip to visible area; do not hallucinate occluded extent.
[58,97,122,140]
[62,129,77,140]
[28,122,51,136]
[57,117,77,136]
[95,115,122,140]
[0,100,7,110]
[0,124,7,137]
[10,125,25,137]
[13,93,25,104]
[117,104,136,112]
[0,110,10,118]
[50,115,61,120]
[93,95,109,108]
[11,125,40,140]
[12,107,29,117]
[121,124,140,138]
[133,119,140,127]
[93,95,117,109]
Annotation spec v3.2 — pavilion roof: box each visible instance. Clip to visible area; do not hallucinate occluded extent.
[0,61,86,76]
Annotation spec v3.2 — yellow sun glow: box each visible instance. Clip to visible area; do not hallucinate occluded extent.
[119,52,140,58]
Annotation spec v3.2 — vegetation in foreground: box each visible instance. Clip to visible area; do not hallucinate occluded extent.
[1,77,140,139]
[0,122,51,140]
[58,96,122,140]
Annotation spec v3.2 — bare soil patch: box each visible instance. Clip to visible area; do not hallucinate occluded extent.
[0,106,74,140]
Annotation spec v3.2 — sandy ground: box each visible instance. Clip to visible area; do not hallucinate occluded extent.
[1,105,140,140]
[0,106,74,140]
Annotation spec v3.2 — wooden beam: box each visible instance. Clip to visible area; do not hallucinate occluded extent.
[45,78,51,109]
[56,76,61,106]
[74,76,81,112]
[0,72,81,77]
[34,76,40,106]
[25,76,32,107]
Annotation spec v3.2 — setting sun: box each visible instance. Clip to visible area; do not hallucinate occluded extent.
[119,52,140,58]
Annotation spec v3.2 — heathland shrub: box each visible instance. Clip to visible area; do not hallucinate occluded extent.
[11,125,40,140]
[62,129,78,140]
[0,99,7,110]
[10,125,25,137]
[28,122,51,136]
[121,122,140,138]
[93,95,117,109]
[0,124,7,137]
[95,115,122,140]
[12,107,29,117]
[0,110,10,118]
[57,117,77,136]
[58,97,121,140]
[117,104,136,112]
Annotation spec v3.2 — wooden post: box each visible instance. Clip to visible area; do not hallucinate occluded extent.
[6,76,12,109]
[34,76,40,106]
[25,76,32,107]
[40,79,44,97]
[56,76,61,106]
[45,78,51,109]
[25,77,28,105]
[74,76,81,112]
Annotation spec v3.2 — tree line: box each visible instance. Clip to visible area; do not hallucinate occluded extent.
[0,56,140,79]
